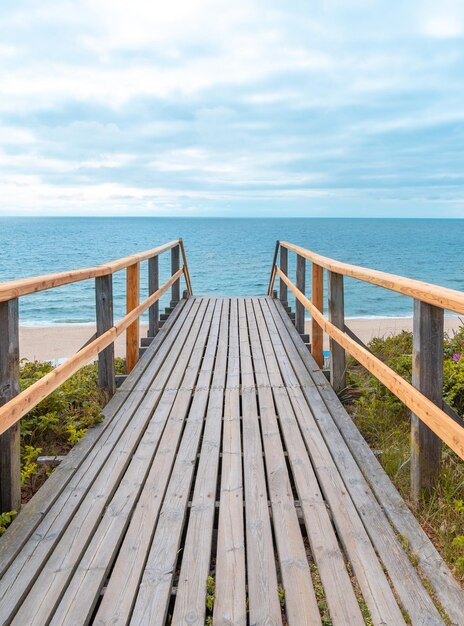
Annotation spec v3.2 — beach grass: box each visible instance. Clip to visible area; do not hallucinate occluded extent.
[345,329,464,584]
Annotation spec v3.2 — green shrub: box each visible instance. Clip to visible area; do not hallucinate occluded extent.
[345,329,464,581]
[16,357,126,502]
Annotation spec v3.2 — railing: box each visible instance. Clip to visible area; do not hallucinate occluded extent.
[268,240,464,502]
[0,239,192,513]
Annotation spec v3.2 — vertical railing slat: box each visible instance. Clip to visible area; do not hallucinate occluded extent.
[126,262,140,373]
[148,255,159,337]
[171,244,180,306]
[95,274,115,399]
[411,300,443,502]
[328,271,345,393]
[311,263,324,367]
[279,246,288,304]
[0,298,21,513]
[295,254,306,335]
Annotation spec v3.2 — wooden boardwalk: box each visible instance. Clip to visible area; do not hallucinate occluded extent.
[0,295,462,625]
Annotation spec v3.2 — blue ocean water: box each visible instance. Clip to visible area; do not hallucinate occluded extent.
[0,217,463,325]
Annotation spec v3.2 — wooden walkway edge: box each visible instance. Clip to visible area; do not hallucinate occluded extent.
[0,296,462,625]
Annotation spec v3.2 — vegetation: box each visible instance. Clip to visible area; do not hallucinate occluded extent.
[345,328,464,583]
[1,358,125,518]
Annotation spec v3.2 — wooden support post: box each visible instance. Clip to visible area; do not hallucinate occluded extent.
[295,254,306,335]
[279,246,288,303]
[171,244,180,305]
[95,274,115,399]
[328,271,345,393]
[148,255,159,337]
[126,263,140,374]
[0,299,21,513]
[411,300,443,503]
[311,264,324,368]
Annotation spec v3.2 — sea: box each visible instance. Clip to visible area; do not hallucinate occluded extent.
[0,217,463,325]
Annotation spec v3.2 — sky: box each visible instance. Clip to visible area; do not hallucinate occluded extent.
[0,0,464,218]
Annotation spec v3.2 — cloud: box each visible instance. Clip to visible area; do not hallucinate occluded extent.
[0,1,463,216]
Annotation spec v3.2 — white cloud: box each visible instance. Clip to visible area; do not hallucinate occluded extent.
[0,0,463,216]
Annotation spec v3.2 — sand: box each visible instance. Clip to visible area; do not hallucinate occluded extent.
[18,317,463,362]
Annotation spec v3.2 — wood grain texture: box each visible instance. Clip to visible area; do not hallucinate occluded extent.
[270,298,446,626]
[411,301,444,502]
[214,298,246,626]
[0,268,183,436]
[295,254,306,335]
[280,241,464,315]
[171,243,180,304]
[328,271,345,392]
[0,296,459,626]
[277,266,464,460]
[0,241,179,302]
[148,255,159,337]
[126,262,140,373]
[95,274,115,398]
[0,299,20,513]
[279,244,288,303]
[311,263,324,368]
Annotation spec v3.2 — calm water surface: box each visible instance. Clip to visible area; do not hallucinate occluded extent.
[0,218,463,324]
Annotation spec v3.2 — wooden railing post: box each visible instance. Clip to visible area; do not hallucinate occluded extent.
[328,271,345,393]
[126,263,140,373]
[148,255,159,337]
[171,244,180,306]
[311,264,324,368]
[411,300,443,502]
[279,246,288,304]
[0,298,21,513]
[295,254,306,335]
[95,274,115,398]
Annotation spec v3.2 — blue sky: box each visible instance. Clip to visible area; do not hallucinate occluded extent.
[0,0,463,217]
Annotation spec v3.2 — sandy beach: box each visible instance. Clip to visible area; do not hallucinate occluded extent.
[18,317,463,362]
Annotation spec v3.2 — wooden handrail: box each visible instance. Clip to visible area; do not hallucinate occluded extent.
[0,268,183,436]
[280,241,464,315]
[0,240,180,302]
[0,239,192,512]
[277,267,464,461]
[270,241,464,501]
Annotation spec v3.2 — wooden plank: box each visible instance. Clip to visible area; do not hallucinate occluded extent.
[0,268,184,436]
[0,299,203,624]
[129,300,223,626]
[295,254,305,334]
[303,357,464,626]
[411,300,444,502]
[126,262,140,373]
[0,300,188,578]
[171,300,230,625]
[171,243,180,304]
[328,271,345,392]
[246,299,321,625]
[0,241,179,302]
[148,255,159,337]
[279,241,464,315]
[311,263,324,368]
[95,274,115,398]
[0,298,20,514]
[214,298,246,626]
[238,299,282,626]
[279,245,288,303]
[257,299,364,626]
[276,267,464,460]
[269,298,445,625]
[48,300,217,626]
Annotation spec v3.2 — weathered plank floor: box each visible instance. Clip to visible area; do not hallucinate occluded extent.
[0,296,462,625]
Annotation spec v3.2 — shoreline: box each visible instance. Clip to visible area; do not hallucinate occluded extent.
[18,316,463,361]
